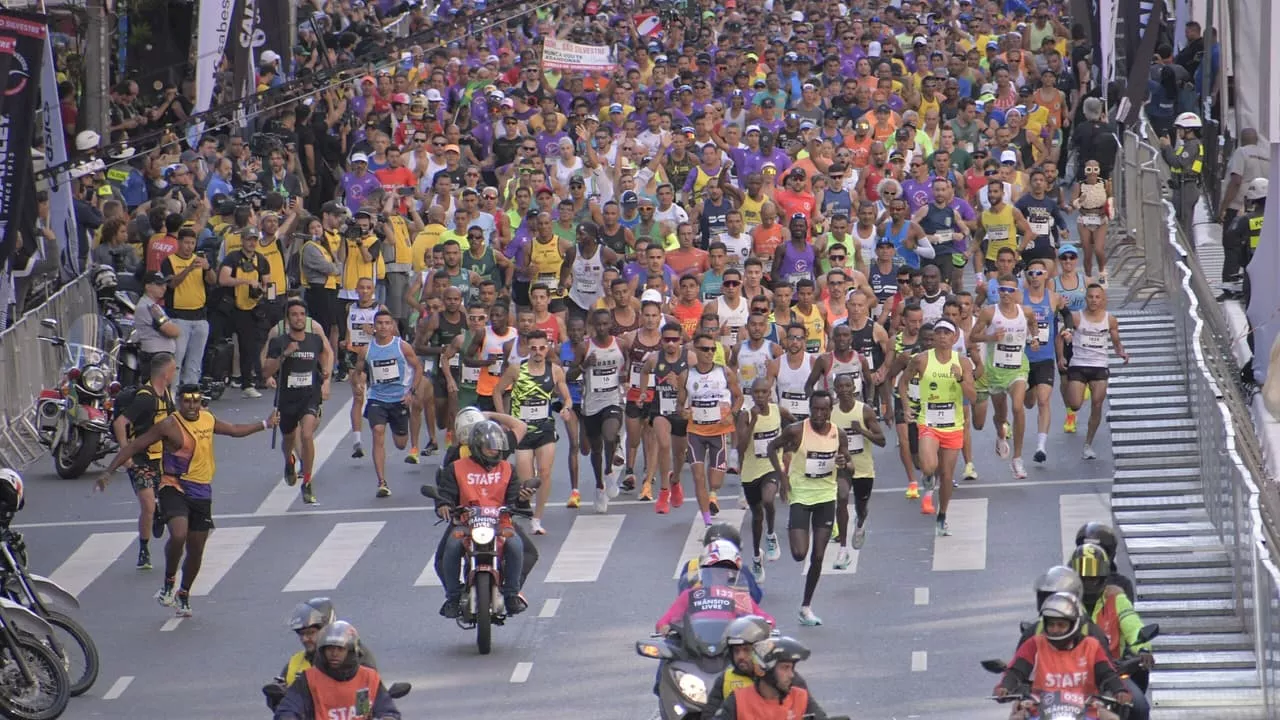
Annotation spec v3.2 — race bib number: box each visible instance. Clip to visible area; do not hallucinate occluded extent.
[519,398,550,421]
[659,389,678,415]
[691,400,721,424]
[630,362,653,388]
[843,427,864,454]
[422,356,437,374]
[1036,321,1051,345]
[804,451,836,478]
[461,364,482,383]
[537,272,559,288]
[449,355,461,370]
[781,391,807,415]
[1029,220,1051,236]
[1080,331,1107,350]
[591,367,619,392]
[925,402,956,427]
[488,357,505,375]
[753,428,779,458]
[994,343,1023,369]
[727,326,741,345]
[371,359,401,385]
[1080,214,1103,227]
[349,326,372,346]
[934,229,953,245]
[286,371,313,389]
[986,226,1009,241]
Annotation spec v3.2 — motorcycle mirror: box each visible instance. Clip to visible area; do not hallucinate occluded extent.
[1018,620,1034,634]
[981,659,1009,674]
[420,484,442,501]
[40,319,58,330]
[1135,623,1160,645]
[387,682,411,698]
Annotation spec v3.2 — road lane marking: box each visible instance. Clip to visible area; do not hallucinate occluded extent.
[102,675,134,700]
[538,598,560,618]
[932,498,988,571]
[1059,493,1111,564]
[190,526,263,596]
[160,618,182,632]
[911,651,928,672]
[283,521,384,592]
[914,587,929,606]
[509,662,533,683]
[254,398,354,516]
[48,532,135,598]
[544,515,625,583]
[673,509,746,579]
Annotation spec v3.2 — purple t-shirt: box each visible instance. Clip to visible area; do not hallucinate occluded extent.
[342,172,382,213]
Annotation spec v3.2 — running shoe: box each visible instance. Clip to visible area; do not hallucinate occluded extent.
[936,519,951,537]
[439,599,462,619]
[405,449,420,465]
[155,579,176,608]
[423,442,439,456]
[566,490,581,509]
[905,481,920,500]
[833,547,853,570]
[1063,411,1077,433]
[1082,445,1098,460]
[996,434,1011,459]
[137,546,151,571]
[594,488,609,514]
[963,462,978,481]
[670,478,686,508]
[829,527,840,544]
[639,478,653,501]
[920,492,935,515]
[708,493,720,515]
[242,387,262,399]
[701,511,713,526]
[174,590,192,617]
[1012,459,1027,479]
[654,489,671,514]
[504,593,528,616]
[852,525,866,550]
[152,512,166,539]
[1033,449,1047,464]
[605,469,620,500]
[798,607,823,626]
[376,481,391,498]
[621,470,636,493]
[301,483,317,505]
[530,518,547,535]
[284,455,298,486]
[765,533,781,561]
[352,441,365,459]
[752,554,765,582]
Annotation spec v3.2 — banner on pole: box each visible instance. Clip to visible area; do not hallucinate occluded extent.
[189,0,236,148]
[541,38,617,73]
[0,10,47,278]
[38,34,79,280]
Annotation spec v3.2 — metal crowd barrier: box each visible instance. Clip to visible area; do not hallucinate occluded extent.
[0,272,96,471]
[1114,114,1280,711]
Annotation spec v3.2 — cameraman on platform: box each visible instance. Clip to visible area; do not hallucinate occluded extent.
[218,227,272,398]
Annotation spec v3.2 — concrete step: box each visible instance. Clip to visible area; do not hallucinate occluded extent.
[1121,522,1216,539]
[1108,406,1193,421]
[1107,394,1191,410]
[1155,650,1258,671]
[1150,686,1264,708]
[1151,704,1268,720]
[1120,336,1179,347]
[1107,382,1186,398]
[1116,507,1212,525]
[1108,373,1186,387]
[1134,566,1232,585]
[1154,632,1253,651]
[1114,453,1199,470]
[1110,363,1183,376]
[1115,467,1201,483]
[1126,535,1227,552]
[1112,429,1199,446]
[1138,581,1235,601]
[1147,669,1260,689]
[1109,355,1178,368]
[1113,494,1205,510]
[1112,481,1204,497]
[1135,599,1237,617]
[1129,551,1231,570]
[1148,614,1246,635]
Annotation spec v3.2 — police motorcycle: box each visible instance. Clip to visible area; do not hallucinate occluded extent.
[35,317,122,479]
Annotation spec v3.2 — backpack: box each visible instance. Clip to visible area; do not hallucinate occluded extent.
[111,384,172,427]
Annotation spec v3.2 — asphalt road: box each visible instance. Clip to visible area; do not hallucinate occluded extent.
[13,347,1118,720]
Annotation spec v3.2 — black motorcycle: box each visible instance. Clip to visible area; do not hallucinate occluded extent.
[0,596,70,720]
[0,523,98,697]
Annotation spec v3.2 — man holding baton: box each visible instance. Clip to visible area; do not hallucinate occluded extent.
[263,298,334,505]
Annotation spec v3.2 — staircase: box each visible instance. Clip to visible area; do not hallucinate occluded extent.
[1105,307,1266,719]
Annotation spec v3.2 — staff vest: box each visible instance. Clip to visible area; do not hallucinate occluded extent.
[303,665,381,720]
[733,683,809,720]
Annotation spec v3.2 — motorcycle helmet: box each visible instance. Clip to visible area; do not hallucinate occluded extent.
[316,620,360,653]
[467,420,508,469]
[700,538,742,569]
[0,469,24,513]
[1040,591,1082,644]
[723,615,773,647]
[1035,566,1083,610]
[1074,522,1118,564]
[750,636,810,683]
[92,266,119,294]
[1070,542,1111,601]
[1245,178,1269,202]
[1173,111,1203,130]
[703,522,743,550]
[288,597,336,631]
[454,406,486,447]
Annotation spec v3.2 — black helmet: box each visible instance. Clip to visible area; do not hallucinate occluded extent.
[723,615,773,647]
[703,522,742,550]
[1069,542,1110,580]
[751,636,810,672]
[1075,522,1119,564]
[289,597,336,631]
[467,420,508,468]
[316,621,359,653]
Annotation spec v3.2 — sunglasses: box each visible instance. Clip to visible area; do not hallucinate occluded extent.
[984,170,997,176]
[829,255,846,262]
[432,142,446,147]
[1085,167,1100,174]
[722,280,741,287]
[662,336,682,343]
[1027,270,1046,277]
[997,286,1018,294]
[467,315,487,322]
[295,625,325,636]
[1060,253,1078,260]
[695,345,716,352]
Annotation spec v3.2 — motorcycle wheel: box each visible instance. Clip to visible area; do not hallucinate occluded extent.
[42,611,98,697]
[53,428,99,480]
[474,573,493,655]
[0,633,71,720]
[204,382,225,401]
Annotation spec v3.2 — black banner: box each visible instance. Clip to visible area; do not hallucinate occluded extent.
[258,0,291,75]
[229,0,258,102]
[1116,0,1165,126]
[0,10,47,273]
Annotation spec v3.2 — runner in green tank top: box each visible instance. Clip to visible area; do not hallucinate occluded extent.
[443,305,490,424]
[733,378,794,580]
[829,374,886,566]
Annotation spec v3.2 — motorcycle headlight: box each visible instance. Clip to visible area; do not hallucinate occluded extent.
[81,366,107,393]
[471,526,495,545]
[673,670,707,705]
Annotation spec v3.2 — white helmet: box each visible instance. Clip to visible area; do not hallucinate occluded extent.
[75,130,101,152]
[92,266,119,293]
[1173,112,1202,130]
[1245,178,1269,202]
[453,407,487,447]
[0,469,25,513]
[700,538,742,569]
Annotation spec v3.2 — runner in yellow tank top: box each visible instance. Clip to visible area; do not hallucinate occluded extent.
[900,320,976,537]
[739,192,766,230]
[829,374,886,567]
[978,180,1034,275]
[767,391,850,627]
[734,379,796,577]
[792,281,826,354]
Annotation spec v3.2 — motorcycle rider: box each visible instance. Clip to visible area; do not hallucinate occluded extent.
[431,420,534,618]
[273,621,400,720]
[265,598,380,710]
[996,592,1130,720]
[1072,543,1154,717]
[657,540,773,635]
[677,523,763,603]
[711,636,828,720]
[1014,566,1114,652]
[1075,522,1135,600]
[704,615,809,718]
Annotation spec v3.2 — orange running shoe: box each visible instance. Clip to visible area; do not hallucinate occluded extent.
[905,481,920,500]
[670,476,686,508]
[920,492,935,515]
[655,489,671,514]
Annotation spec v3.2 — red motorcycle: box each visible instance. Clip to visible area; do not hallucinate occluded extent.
[35,318,121,479]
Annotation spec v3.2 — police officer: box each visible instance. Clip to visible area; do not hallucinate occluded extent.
[1220,178,1267,303]
[1160,112,1203,235]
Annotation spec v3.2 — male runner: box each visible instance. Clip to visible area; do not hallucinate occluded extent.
[639,322,694,514]
[622,300,664,498]
[678,332,743,525]
[730,313,783,412]
[969,273,1040,478]
[1022,258,1073,466]
[578,308,628,513]
[263,299,333,504]
[735,379,790,578]
[354,310,423,497]
[830,374,886,565]
[110,352,176,570]
[345,278,385,459]
[412,286,465,454]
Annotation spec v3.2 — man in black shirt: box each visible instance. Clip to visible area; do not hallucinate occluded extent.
[110,352,178,571]
[264,299,334,505]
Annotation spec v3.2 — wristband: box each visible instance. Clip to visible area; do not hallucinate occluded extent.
[262,419,269,430]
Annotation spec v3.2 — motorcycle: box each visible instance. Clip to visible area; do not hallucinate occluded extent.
[0,596,71,720]
[981,624,1159,720]
[0,522,98,696]
[262,677,411,712]
[635,567,756,720]
[419,483,535,655]
[35,318,121,479]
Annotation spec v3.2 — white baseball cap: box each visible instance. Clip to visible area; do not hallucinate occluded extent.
[349,152,370,164]
[641,289,664,305]
[260,50,281,65]
[999,149,1018,164]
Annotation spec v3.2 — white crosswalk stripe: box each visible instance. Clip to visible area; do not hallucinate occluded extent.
[191,526,263,596]
[932,498,989,571]
[283,521,384,592]
[544,515,626,583]
[1058,493,1111,564]
[48,531,134,598]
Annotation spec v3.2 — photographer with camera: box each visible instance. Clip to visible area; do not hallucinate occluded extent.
[340,208,387,307]
[218,228,273,398]
[160,229,216,389]
[302,203,348,365]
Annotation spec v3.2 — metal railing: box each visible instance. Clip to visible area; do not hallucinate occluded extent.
[1112,114,1280,711]
[0,272,96,471]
